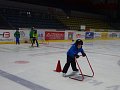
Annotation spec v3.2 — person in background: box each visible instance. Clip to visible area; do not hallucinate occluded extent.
[31,30,39,47]
[14,29,20,45]
[29,27,34,44]
[62,39,86,77]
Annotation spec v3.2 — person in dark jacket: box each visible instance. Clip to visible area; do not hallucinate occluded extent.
[14,29,20,45]
[62,39,86,77]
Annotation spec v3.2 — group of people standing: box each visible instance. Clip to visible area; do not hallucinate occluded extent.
[14,27,39,47]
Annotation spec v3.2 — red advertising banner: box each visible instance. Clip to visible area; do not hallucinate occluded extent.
[3,32,10,38]
[45,31,65,40]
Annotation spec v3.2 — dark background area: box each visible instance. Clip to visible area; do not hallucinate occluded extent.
[8,0,120,17]
[0,0,120,30]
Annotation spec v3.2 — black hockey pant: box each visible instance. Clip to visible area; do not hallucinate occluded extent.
[62,55,78,73]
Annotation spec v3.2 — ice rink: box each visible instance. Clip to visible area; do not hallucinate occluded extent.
[0,40,120,90]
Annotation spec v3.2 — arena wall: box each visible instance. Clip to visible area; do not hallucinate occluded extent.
[0,29,120,44]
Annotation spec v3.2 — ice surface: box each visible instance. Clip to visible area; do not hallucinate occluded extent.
[0,40,120,90]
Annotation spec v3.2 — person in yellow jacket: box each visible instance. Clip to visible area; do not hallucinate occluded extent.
[29,27,34,44]
[31,30,39,47]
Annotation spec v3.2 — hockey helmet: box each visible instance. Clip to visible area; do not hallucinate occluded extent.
[75,39,83,45]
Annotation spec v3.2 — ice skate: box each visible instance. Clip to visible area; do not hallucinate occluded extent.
[70,71,78,75]
[62,73,66,77]
[62,71,78,77]
[72,70,79,74]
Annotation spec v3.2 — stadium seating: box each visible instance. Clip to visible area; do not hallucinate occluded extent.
[0,6,111,30]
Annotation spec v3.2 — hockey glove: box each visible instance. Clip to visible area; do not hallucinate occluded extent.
[75,54,79,58]
[82,52,86,57]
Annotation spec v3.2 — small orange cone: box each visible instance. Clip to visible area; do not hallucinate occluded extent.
[54,60,62,72]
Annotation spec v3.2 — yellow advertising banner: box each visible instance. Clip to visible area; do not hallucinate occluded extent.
[101,32,108,39]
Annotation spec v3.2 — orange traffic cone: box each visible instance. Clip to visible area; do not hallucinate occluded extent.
[54,60,62,72]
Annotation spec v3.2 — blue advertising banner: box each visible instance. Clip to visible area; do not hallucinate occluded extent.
[85,32,94,39]
[68,32,73,40]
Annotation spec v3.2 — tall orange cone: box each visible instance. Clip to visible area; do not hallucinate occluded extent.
[54,60,62,72]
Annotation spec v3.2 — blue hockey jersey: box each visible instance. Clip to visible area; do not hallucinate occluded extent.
[67,44,84,58]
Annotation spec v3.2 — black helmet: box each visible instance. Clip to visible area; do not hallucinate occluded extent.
[75,39,83,45]
[31,27,34,30]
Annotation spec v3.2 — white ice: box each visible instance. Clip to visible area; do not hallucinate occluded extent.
[0,40,120,90]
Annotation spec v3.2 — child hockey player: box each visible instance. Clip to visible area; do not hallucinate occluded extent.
[62,39,86,77]
[29,27,34,44]
[14,29,20,45]
[31,30,39,47]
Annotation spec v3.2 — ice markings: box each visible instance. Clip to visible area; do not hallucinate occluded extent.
[0,70,50,90]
